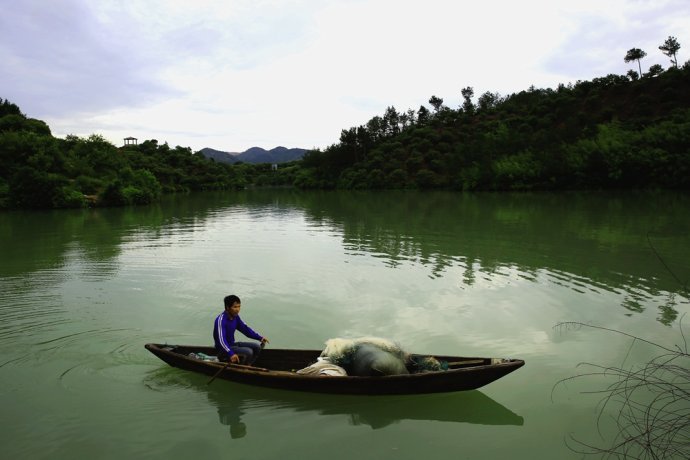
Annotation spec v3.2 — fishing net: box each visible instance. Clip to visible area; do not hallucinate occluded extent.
[319,337,447,376]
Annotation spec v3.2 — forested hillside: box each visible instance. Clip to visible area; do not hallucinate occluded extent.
[2,61,689,209]
[295,65,690,191]
[0,99,291,208]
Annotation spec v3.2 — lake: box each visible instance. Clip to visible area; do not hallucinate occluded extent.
[1,189,688,459]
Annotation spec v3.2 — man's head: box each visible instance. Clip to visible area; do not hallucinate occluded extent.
[224,295,240,307]
[224,294,241,317]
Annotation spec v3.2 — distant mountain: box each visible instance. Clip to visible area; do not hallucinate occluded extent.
[198,147,238,164]
[198,146,308,164]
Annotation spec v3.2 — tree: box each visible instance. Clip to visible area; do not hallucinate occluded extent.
[339,127,357,147]
[461,87,475,114]
[0,98,22,117]
[399,112,410,129]
[406,109,416,126]
[8,167,68,208]
[383,106,400,135]
[366,116,384,140]
[659,36,680,68]
[417,105,430,124]
[624,48,647,75]
[645,64,664,78]
[428,95,444,113]
[477,91,502,111]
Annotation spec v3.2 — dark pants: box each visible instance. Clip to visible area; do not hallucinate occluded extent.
[217,342,262,365]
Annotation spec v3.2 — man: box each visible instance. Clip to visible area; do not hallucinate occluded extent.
[213,295,269,364]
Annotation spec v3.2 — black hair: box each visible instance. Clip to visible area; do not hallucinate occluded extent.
[224,295,241,308]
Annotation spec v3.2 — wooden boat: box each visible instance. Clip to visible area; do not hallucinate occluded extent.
[145,343,524,395]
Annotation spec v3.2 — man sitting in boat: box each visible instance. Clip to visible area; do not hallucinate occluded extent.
[213,295,269,365]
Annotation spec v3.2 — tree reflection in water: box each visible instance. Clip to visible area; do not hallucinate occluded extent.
[4,190,687,325]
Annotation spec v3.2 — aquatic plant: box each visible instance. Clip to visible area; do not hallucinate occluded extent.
[553,321,689,459]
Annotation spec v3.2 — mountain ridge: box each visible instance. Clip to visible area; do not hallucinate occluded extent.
[198,146,307,164]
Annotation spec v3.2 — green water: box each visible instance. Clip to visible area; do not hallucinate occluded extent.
[1,190,688,459]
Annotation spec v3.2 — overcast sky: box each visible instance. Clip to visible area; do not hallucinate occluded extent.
[2,0,688,153]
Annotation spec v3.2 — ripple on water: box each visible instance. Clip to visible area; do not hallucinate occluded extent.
[0,275,68,344]
[55,332,172,393]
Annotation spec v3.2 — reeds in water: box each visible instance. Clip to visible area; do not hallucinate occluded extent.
[553,321,689,460]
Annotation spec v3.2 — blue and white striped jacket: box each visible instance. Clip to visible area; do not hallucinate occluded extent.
[213,311,262,356]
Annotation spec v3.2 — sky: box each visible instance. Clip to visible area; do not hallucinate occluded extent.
[1,0,688,153]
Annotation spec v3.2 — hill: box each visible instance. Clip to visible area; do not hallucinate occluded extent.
[198,146,307,164]
[2,62,689,210]
[296,65,690,191]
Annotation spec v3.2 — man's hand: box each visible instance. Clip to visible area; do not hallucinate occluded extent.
[261,337,270,345]
[230,354,240,364]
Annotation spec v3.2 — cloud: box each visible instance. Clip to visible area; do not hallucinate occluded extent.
[0,0,180,117]
[544,0,690,78]
[2,0,689,151]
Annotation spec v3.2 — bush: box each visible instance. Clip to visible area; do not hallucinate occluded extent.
[8,167,67,208]
[387,168,407,188]
[121,185,151,205]
[98,169,162,206]
[130,169,161,200]
[366,169,385,188]
[75,175,104,194]
[415,169,438,188]
[53,185,85,208]
[99,180,126,206]
[492,150,542,189]
[455,163,482,191]
[0,179,8,208]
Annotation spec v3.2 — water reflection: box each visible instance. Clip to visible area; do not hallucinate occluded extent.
[2,190,688,324]
[296,191,688,279]
[211,388,524,433]
[146,371,523,436]
[289,190,690,324]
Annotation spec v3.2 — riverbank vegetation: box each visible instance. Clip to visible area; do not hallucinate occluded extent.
[1,40,689,208]
[0,99,293,208]
[0,95,309,209]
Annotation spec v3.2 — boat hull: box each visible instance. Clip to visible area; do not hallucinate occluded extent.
[145,343,524,395]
